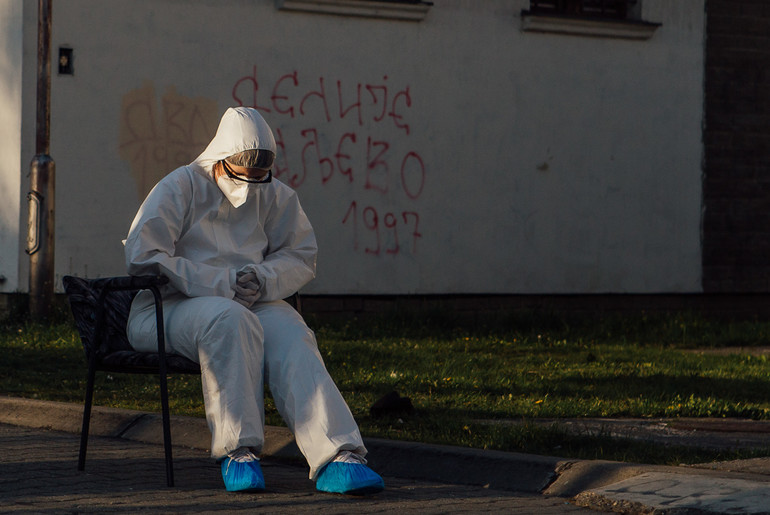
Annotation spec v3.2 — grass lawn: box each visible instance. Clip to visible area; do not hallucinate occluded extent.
[3,307,770,466]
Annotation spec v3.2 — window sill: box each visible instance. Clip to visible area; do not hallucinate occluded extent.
[521,11,661,40]
[275,0,432,21]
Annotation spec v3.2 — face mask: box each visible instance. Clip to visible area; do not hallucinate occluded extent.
[217,175,258,208]
[215,161,272,208]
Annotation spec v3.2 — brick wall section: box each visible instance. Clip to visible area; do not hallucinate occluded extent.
[703,0,770,292]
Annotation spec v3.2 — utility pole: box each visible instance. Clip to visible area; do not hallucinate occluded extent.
[27,0,55,320]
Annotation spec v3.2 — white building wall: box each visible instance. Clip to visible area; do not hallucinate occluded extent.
[0,0,23,293]
[10,0,706,295]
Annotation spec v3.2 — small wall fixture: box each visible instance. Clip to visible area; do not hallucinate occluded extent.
[58,47,73,75]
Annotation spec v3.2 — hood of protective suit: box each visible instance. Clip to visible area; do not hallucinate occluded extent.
[191,107,277,207]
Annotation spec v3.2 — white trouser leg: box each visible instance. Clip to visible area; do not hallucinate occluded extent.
[127,293,266,458]
[254,301,366,479]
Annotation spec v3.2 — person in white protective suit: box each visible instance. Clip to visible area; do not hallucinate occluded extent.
[123,106,384,495]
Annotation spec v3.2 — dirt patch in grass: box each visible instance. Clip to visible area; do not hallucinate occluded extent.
[476,417,770,452]
[684,347,770,356]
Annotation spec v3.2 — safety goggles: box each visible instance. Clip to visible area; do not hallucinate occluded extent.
[222,160,273,184]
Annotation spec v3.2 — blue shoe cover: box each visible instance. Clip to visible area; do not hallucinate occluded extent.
[221,457,265,492]
[315,462,385,495]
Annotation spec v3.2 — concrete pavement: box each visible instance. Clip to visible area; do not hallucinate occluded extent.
[0,424,587,513]
[3,396,770,513]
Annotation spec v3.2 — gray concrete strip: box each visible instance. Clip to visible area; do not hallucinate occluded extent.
[574,472,770,514]
[363,437,562,493]
[544,460,658,498]
[0,395,141,437]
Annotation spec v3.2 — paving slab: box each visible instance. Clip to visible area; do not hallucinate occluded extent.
[574,472,770,514]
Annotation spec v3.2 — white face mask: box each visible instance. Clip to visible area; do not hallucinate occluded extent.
[217,175,257,208]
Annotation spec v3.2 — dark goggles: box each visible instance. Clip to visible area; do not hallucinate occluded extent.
[222,160,273,184]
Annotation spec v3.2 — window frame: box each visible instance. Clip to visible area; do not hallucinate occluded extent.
[275,0,433,22]
[521,0,660,40]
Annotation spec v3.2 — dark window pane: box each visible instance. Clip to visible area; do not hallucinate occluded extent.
[530,0,633,20]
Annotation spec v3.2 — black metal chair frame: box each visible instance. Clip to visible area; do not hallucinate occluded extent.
[64,274,300,487]
[67,274,200,487]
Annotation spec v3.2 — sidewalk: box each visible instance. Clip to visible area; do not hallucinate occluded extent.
[0,424,588,513]
[3,396,770,513]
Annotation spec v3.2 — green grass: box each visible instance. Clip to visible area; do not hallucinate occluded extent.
[4,308,770,466]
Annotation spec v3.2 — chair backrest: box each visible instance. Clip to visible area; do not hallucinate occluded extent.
[62,276,136,360]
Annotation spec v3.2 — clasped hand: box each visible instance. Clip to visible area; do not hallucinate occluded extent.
[233,270,260,308]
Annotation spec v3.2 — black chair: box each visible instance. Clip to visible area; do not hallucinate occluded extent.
[63,274,200,487]
[63,274,302,487]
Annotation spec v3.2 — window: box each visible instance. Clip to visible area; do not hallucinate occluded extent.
[529,0,639,21]
[522,0,659,40]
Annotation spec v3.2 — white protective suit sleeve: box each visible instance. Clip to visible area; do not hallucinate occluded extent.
[124,172,237,299]
[241,188,317,302]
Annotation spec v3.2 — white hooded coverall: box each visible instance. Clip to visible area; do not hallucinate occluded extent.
[124,107,366,479]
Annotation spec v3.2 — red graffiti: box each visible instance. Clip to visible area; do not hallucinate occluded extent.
[300,77,332,123]
[301,128,333,185]
[272,127,300,187]
[342,201,421,256]
[389,87,411,136]
[231,67,425,256]
[335,132,356,183]
[366,82,388,123]
[365,137,390,194]
[337,80,362,126]
[272,72,298,118]
[232,65,271,113]
[275,127,424,199]
[232,67,411,133]
[400,152,425,200]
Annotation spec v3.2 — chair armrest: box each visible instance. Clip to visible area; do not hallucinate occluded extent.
[91,275,169,292]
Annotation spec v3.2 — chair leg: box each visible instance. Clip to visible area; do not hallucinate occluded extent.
[160,369,174,487]
[78,361,97,471]
[151,283,174,487]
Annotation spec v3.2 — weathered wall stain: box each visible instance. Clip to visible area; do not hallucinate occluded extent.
[119,82,219,199]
